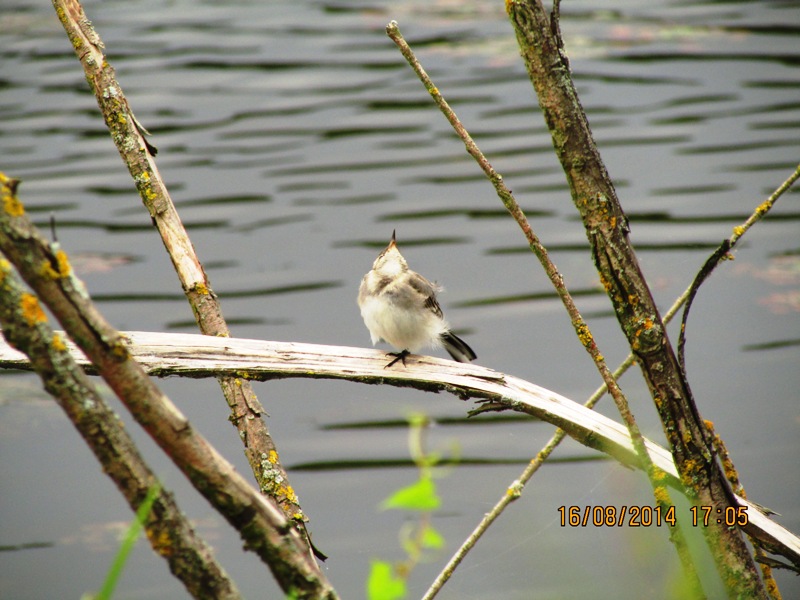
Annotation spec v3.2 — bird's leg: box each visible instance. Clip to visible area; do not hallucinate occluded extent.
[385,349,410,368]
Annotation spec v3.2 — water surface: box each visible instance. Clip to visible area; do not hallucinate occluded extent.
[1,0,798,598]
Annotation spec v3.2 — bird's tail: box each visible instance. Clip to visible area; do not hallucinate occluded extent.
[441,331,477,363]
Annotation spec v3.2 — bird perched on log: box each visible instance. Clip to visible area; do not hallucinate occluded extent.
[358,231,477,368]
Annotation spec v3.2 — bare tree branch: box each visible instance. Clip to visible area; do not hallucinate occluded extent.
[505,1,770,595]
[0,184,240,600]
[0,175,337,599]
[50,0,319,559]
[678,163,800,371]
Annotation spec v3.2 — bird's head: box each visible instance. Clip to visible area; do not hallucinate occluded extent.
[372,230,408,276]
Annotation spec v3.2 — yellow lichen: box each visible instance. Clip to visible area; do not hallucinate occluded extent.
[655,469,668,485]
[110,340,129,360]
[755,198,772,215]
[39,250,72,279]
[0,258,10,282]
[147,528,174,557]
[506,480,523,498]
[765,572,779,597]
[722,457,738,483]
[679,459,701,489]
[575,321,593,348]
[51,333,67,352]
[633,318,654,342]
[2,186,25,217]
[268,450,279,464]
[653,485,670,505]
[282,485,298,504]
[21,294,46,325]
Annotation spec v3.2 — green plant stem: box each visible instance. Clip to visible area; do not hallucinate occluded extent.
[96,484,161,600]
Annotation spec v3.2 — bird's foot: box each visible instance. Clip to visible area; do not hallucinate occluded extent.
[385,350,410,368]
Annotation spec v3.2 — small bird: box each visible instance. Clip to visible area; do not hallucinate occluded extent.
[358,231,477,368]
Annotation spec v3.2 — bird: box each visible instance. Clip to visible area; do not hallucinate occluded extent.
[358,230,477,368]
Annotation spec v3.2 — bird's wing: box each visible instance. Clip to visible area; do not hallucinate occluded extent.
[408,271,444,319]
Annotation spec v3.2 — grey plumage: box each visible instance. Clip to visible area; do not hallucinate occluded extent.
[358,231,477,366]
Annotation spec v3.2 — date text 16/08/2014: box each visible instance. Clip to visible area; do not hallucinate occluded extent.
[557,505,749,528]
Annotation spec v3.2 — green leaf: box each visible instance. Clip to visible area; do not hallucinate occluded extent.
[381,476,440,511]
[367,560,406,600]
[421,525,445,549]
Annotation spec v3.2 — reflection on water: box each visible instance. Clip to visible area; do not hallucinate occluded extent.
[1,0,798,598]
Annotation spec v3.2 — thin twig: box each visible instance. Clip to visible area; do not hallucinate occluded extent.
[385,19,651,473]
[385,20,700,596]
[422,355,633,600]
[678,163,800,372]
[673,163,800,596]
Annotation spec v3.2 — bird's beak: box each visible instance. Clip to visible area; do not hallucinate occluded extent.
[389,229,397,248]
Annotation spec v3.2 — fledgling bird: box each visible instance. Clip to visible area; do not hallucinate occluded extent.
[358,231,477,368]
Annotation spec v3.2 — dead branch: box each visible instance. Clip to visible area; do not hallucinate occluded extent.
[0,184,239,600]
[0,175,336,599]
[506,1,768,595]
[50,0,316,558]
[0,328,798,574]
